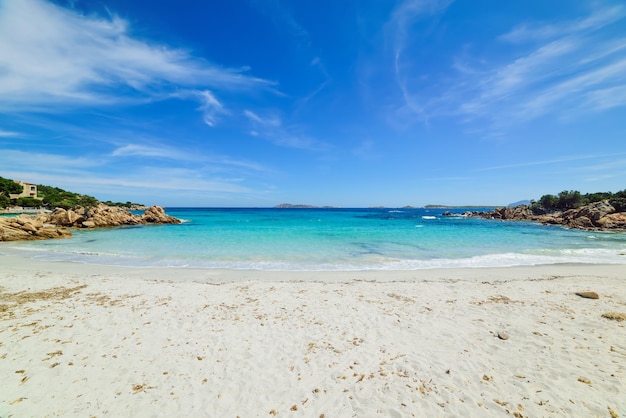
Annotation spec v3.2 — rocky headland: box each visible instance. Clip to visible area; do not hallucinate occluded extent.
[444,199,626,231]
[0,204,180,242]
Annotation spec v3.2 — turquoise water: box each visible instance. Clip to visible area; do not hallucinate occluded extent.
[2,207,626,270]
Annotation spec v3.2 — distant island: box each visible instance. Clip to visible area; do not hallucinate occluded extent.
[274,203,338,209]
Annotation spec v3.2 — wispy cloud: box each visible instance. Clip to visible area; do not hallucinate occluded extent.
[110,141,271,173]
[196,90,228,127]
[0,130,20,137]
[389,2,626,132]
[500,5,625,43]
[251,0,309,42]
[474,152,626,172]
[0,0,272,123]
[111,144,184,159]
[0,149,104,173]
[243,109,328,151]
[1,146,275,203]
[387,0,454,123]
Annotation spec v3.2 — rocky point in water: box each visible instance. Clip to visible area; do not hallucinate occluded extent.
[442,200,626,231]
[0,205,180,242]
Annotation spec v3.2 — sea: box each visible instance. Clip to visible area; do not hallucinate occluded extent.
[2,207,626,271]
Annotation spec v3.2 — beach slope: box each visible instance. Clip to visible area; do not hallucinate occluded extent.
[1,256,624,417]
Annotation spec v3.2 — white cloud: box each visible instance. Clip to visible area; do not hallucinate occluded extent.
[474,7,626,125]
[519,57,626,118]
[393,3,626,131]
[0,149,102,172]
[500,5,626,43]
[474,153,626,172]
[111,144,182,159]
[0,0,272,115]
[1,147,276,204]
[386,0,454,123]
[196,90,228,127]
[243,110,281,127]
[110,141,271,173]
[243,109,326,150]
[0,130,20,137]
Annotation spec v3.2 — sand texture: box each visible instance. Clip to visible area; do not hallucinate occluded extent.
[1,256,625,417]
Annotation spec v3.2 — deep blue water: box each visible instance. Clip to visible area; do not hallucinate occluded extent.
[2,207,625,270]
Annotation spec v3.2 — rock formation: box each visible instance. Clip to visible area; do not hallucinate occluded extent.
[0,214,72,241]
[443,199,626,231]
[141,206,181,224]
[36,204,181,228]
[0,205,180,242]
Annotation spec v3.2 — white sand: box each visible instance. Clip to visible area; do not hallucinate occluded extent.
[1,254,625,417]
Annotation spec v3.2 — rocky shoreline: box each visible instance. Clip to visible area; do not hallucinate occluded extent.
[0,204,181,242]
[444,199,626,231]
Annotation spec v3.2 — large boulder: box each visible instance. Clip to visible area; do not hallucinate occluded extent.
[596,213,626,230]
[476,205,533,221]
[568,216,595,229]
[82,204,139,227]
[0,215,71,241]
[142,206,181,224]
[564,200,615,226]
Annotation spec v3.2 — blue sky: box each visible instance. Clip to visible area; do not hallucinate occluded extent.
[1,0,625,207]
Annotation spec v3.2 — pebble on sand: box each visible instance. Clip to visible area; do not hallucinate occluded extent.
[575,291,599,299]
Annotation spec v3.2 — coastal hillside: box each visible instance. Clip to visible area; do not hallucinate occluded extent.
[1,176,181,242]
[0,176,143,210]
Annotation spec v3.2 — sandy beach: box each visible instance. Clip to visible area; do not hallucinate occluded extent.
[1,255,625,417]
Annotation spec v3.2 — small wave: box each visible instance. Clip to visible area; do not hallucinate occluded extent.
[421,216,437,220]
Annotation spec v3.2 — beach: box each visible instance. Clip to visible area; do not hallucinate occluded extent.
[1,255,625,417]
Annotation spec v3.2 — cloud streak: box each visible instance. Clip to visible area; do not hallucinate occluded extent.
[474,152,626,172]
[0,0,272,118]
[1,146,275,204]
[389,2,626,132]
[243,109,328,151]
[0,130,20,137]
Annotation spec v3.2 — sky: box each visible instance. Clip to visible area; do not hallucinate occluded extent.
[1,0,625,207]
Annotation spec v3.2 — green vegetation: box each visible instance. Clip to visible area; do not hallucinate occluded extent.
[15,197,44,208]
[531,189,626,214]
[0,194,10,209]
[102,200,144,208]
[0,176,23,208]
[37,184,99,209]
[0,177,23,195]
[0,175,144,210]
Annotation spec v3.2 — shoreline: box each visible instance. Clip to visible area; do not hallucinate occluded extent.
[1,256,625,416]
[1,251,626,282]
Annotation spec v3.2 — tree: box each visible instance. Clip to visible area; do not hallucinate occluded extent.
[583,192,612,205]
[0,176,23,195]
[0,194,10,209]
[37,184,99,209]
[556,190,583,210]
[16,197,42,208]
[536,194,558,212]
